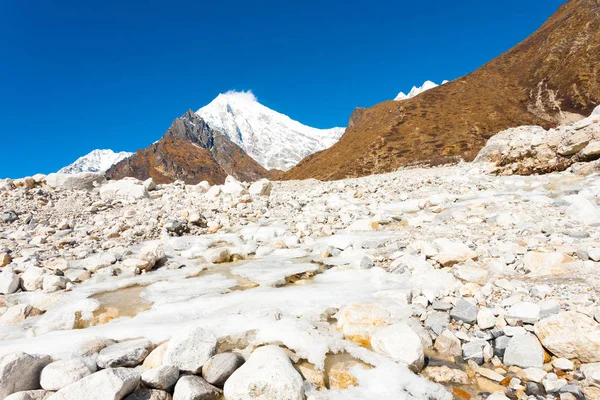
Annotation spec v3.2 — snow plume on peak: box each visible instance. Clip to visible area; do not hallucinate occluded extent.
[196,92,345,171]
[59,149,133,174]
[395,80,449,101]
[220,90,258,103]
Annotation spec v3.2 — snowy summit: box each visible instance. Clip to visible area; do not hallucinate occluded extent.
[196,91,345,171]
[395,80,449,101]
[59,149,133,174]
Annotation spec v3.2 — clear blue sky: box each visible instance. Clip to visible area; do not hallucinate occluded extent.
[1,0,566,178]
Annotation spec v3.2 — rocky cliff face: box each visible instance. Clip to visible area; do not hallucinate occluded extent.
[285,0,600,181]
[106,111,271,184]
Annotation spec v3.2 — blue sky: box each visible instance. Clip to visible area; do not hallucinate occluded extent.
[1,0,565,178]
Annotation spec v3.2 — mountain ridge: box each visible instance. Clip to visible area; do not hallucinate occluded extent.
[284,0,600,181]
[59,149,133,174]
[196,91,345,171]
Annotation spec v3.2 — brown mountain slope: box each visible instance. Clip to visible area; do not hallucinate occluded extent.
[106,111,271,184]
[285,0,600,181]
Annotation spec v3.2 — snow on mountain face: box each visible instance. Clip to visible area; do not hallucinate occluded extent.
[394,80,449,101]
[196,91,345,171]
[59,149,133,174]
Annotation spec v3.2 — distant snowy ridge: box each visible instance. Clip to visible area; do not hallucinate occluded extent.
[196,90,345,171]
[395,80,449,101]
[59,149,133,174]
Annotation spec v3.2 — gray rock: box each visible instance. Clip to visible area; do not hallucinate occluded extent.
[559,384,584,400]
[2,210,18,223]
[40,359,93,391]
[45,173,105,191]
[201,353,245,387]
[223,345,304,400]
[0,269,20,294]
[97,339,153,368]
[47,367,139,400]
[432,301,453,311]
[503,334,544,368]
[424,312,450,335]
[173,375,221,400]
[462,340,492,365]
[450,299,478,324]
[163,326,217,374]
[141,364,179,390]
[125,389,172,400]
[0,352,52,399]
[5,390,53,400]
[525,382,546,396]
[493,335,511,358]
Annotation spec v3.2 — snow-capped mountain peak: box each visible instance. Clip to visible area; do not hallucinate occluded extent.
[395,80,449,101]
[196,90,345,171]
[59,149,133,174]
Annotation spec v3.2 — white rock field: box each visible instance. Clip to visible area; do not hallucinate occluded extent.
[2,122,600,399]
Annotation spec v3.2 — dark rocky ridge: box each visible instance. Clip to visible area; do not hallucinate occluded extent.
[107,111,271,185]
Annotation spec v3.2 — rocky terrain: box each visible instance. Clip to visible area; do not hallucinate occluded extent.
[106,111,272,185]
[285,0,600,181]
[3,141,600,399]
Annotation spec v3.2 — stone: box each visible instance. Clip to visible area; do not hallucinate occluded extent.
[47,367,140,400]
[542,377,567,393]
[434,330,462,357]
[0,252,12,267]
[336,302,391,345]
[21,267,47,291]
[203,248,230,264]
[477,307,496,330]
[518,367,547,383]
[163,326,217,374]
[125,389,172,400]
[1,211,18,223]
[248,179,272,196]
[433,238,477,266]
[526,382,546,396]
[580,362,600,384]
[45,172,105,190]
[450,299,478,324]
[295,361,325,390]
[4,390,53,400]
[42,275,68,292]
[432,301,453,311]
[40,359,93,391]
[97,339,154,368]
[486,394,510,400]
[462,340,493,365]
[143,343,168,370]
[503,334,544,369]
[223,345,304,400]
[0,353,52,399]
[552,358,574,371]
[143,178,157,192]
[370,322,425,372]
[421,366,469,384]
[478,367,505,382]
[221,177,247,196]
[507,302,541,324]
[172,375,220,400]
[141,364,179,390]
[122,258,153,272]
[424,311,450,335]
[534,311,600,362]
[522,251,571,276]
[0,269,20,294]
[201,352,245,387]
[99,180,150,200]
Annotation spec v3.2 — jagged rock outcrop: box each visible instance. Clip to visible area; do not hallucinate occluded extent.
[475,105,600,175]
[285,0,600,181]
[106,111,271,185]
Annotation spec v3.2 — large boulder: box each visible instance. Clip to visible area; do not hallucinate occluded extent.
[40,359,94,391]
[503,334,544,368]
[248,179,272,196]
[97,339,154,368]
[173,375,221,400]
[223,345,304,400]
[0,352,52,398]
[370,322,425,372]
[163,326,217,374]
[0,268,20,294]
[534,311,600,362]
[45,173,105,190]
[47,368,140,400]
[141,365,179,391]
[201,353,245,387]
[99,179,150,201]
